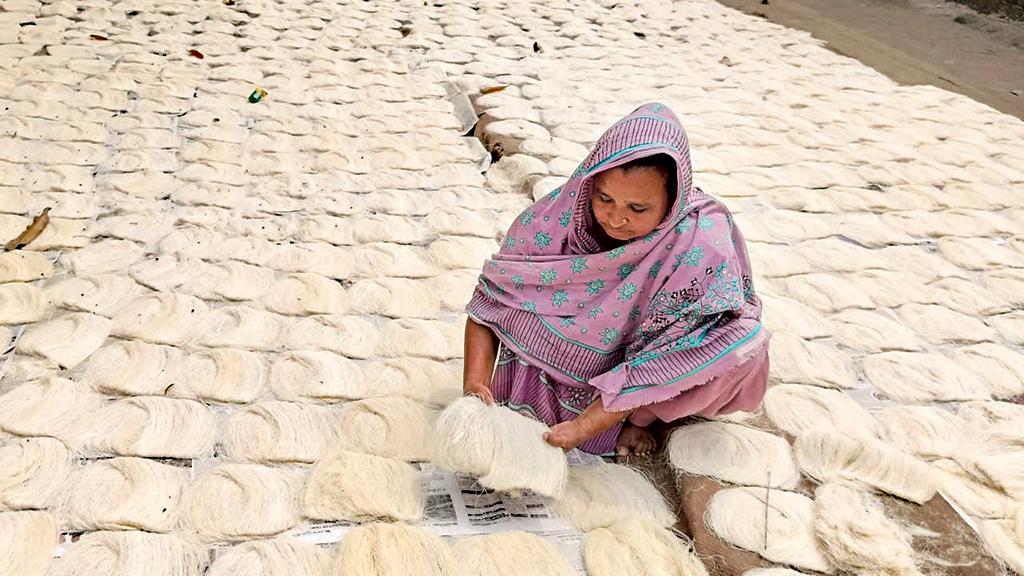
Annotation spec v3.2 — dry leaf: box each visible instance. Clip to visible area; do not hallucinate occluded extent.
[89,34,108,41]
[188,49,204,59]
[479,85,508,95]
[5,207,51,251]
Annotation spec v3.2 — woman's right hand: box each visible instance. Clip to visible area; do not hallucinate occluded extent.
[463,380,495,405]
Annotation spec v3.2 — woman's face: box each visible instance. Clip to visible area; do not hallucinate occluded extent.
[591,166,671,242]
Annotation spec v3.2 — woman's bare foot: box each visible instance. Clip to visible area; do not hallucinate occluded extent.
[616,423,656,457]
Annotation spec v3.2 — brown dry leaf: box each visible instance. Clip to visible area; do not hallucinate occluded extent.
[479,85,508,95]
[5,207,51,251]
[90,34,108,41]
[188,49,204,59]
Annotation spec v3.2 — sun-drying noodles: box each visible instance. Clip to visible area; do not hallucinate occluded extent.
[337,397,436,462]
[197,306,286,350]
[0,510,57,576]
[876,405,962,460]
[45,530,205,576]
[222,401,340,464]
[667,421,800,489]
[706,487,832,573]
[553,461,674,531]
[0,377,103,448]
[181,464,302,541]
[333,523,459,576]
[207,539,331,576]
[433,396,567,497]
[0,437,68,511]
[763,384,879,439]
[262,273,349,316]
[112,293,208,346]
[452,531,576,576]
[303,450,424,522]
[269,350,368,401]
[979,509,1024,575]
[85,397,217,459]
[173,348,267,403]
[76,340,183,396]
[61,457,188,532]
[17,312,111,369]
[584,519,709,576]
[813,483,922,576]
[795,430,936,504]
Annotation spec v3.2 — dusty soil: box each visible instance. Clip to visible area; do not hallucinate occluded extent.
[715,0,1024,119]
[951,0,1024,20]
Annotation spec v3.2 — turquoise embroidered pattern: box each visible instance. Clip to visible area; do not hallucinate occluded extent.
[675,246,704,269]
[551,289,568,307]
[600,327,619,345]
[617,263,637,280]
[618,283,638,301]
[648,260,663,279]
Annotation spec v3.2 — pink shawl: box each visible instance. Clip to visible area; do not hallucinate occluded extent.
[467,102,769,413]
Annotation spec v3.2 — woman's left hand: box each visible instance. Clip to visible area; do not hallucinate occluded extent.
[543,420,586,451]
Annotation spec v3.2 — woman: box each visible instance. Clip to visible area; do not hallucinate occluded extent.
[463,103,770,457]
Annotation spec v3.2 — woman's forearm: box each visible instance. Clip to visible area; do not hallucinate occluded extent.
[576,396,631,439]
[463,317,499,388]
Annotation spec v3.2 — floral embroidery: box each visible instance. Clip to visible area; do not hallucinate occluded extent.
[522,300,537,312]
[697,216,714,230]
[674,246,704,269]
[503,236,516,249]
[562,386,590,407]
[648,260,663,279]
[617,263,637,280]
[559,316,576,327]
[618,283,638,301]
[548,187,562,200]
[675,219,692,234]
[607,246,626,260]
[539,269,557,285]
[534,231,551,248]
[588,306,603,319]
[643,231,660,242]
[571,257,589,275]
[519,209,536,226]
[511,275,524,290]
[600,327,619,345]
[551,289,568,307]
[559,209,572,227]
[629,304,642,321]
[585,280,605,295]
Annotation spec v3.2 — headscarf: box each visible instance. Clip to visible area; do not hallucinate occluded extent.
[466,103,768,412]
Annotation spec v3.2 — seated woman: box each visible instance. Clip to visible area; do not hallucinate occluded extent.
[463,103,770,457]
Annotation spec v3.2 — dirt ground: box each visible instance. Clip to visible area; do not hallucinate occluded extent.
[714,0,1024,119]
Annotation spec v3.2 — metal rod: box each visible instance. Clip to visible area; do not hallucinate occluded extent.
[764,472,771,552]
